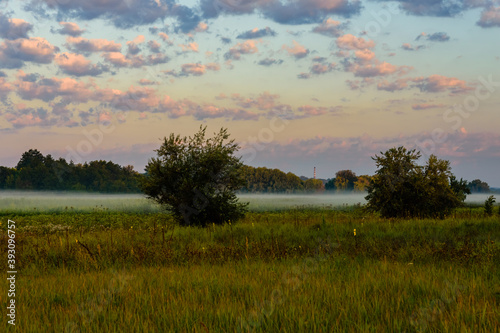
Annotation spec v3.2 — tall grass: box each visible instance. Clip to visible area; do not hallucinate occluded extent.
[0,206,499,332]
[7,259,500,332]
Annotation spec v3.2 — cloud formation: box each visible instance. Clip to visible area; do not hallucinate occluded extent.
[54,21,85,36]
[416,32,450,42]
[66,36,121,53]
[0,37,59,68]
[237,27,276,39]
[200,0,362,24]
[312,18,346,37]
[336,34,375,50]
[0,13,33,39]
[27,0,201,32]
[402,43,425,51]
[477,6,500,27]
[282,40,309,59]
[257,58,284,66]
[225,40,260,60]
[411,103,447,110]
[55,52,105,76]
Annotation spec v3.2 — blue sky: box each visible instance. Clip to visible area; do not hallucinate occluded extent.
[0,0,499,185]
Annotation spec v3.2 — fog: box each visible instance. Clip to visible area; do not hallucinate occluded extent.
[0,191,496,212]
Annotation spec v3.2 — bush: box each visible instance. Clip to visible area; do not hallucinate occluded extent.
[141,126,248,227]
[484,195,496,217]
[366,146,467,219]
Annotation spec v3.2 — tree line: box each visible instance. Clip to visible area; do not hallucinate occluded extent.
[0,149,141,193]
[0,148,494,194]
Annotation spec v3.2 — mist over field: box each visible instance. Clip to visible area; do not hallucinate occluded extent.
[0,191,495,213]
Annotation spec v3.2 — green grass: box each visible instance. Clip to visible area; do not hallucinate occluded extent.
[7,259,500,332]
[1,207,499,332]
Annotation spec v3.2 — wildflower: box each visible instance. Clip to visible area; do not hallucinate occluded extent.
[354,229,356,236]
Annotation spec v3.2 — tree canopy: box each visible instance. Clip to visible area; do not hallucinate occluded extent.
[0,149,141,192]
[365,146,468,218]
[141,126,248,226]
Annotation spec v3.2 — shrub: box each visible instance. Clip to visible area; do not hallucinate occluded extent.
[484,195,496,217]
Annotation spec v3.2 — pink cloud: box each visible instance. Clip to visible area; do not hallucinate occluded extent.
[205,63,221,71]
[411,103,447,110]
[57,22,85,36]
[347,61,412,78]
[232,91,281,110]
[477,6,500,27]
[182,63,206,76]
[102,51,168,68]
[298,105,341,116]
[195,22,208,32]
[336,34,375,50]
[0,37,58,68]
[178,42,199,53]
[354,49,376,62]
[377,78,410,92]
[103,52,130,67]
[414,74,472,94]
[225,40,260,60]
[0,15,33,39]
[148,40,161,53]
[158,32,171,43]
[94,86,160,111]
[312,18,344,37]
[3,102,78,128]
[5,113,43,128]
[66,36,121,53]
[310,62,336,75]
[282,40,309,59]
[55,52,103,76]
[14,70,94,102]
[191,105,259,121]
[0,77,13,98]
[138,79,158,86]
[132,35,145,44]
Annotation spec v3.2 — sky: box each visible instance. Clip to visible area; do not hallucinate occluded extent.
[0,0,499,185]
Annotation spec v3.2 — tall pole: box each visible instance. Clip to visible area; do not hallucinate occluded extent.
[314,166,316,179]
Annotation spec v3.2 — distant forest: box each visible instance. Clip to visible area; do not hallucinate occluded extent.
[0,149,494,194]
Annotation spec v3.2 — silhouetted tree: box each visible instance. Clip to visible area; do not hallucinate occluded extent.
[141,126,248,227]
[366,146,466,218]
[468,179,490,193]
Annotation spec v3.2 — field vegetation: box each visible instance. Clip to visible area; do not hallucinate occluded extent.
[1,203,499,332]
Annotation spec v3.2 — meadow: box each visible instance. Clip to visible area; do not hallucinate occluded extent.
[0,192,499,332]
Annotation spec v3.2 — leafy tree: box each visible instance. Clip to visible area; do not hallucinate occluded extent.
[468,179,490,193]
[484,195,496,217]
[325,178,336,191]
[335,170,357,191]
[15,149,49,189]
[366,146,466,218]
[141,126,248,227]
[450,175,471,202]
[5,149,142,192]
[0,167,16,189]
[354,175,371,192]
[304,178,325,193]
[422,155,463,218]
[239,166,304,193]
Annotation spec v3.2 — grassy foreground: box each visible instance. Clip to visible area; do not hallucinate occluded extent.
[1,208,499,332]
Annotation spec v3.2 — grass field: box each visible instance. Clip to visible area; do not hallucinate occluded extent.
[1,195,499,332]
